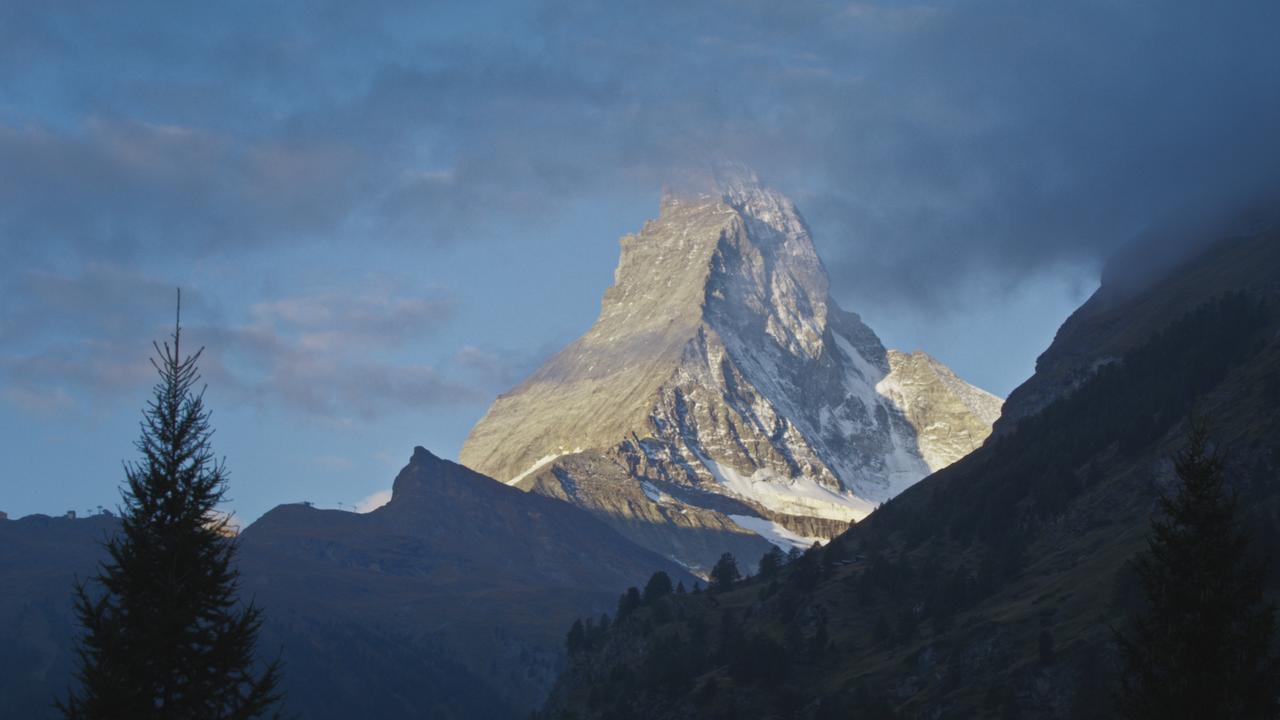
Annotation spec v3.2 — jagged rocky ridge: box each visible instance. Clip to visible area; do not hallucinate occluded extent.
[461,175,1001,571]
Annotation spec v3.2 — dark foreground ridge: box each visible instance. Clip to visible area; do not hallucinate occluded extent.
[0,448,694,719]
[539,233,1280,719]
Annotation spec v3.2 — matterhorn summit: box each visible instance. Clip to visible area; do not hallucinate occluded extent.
[461,170,1001,571]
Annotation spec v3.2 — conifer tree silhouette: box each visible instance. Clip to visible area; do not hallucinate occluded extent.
[60,293,283,720]
[1115,421,1278,719]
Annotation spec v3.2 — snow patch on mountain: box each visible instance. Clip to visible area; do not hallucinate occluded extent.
[507,448,582,486]
[695,448,875,522]
[640,481,673,504]
[728,514,825,553]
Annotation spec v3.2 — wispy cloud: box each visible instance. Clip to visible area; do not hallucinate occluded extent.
[0,265,478,420]
[1,384,74,415]
[450,344,556,394]
[354,489,392,513]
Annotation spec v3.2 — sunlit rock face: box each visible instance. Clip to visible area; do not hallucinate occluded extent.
[881,350,1004,471]
[461,171,1001,571]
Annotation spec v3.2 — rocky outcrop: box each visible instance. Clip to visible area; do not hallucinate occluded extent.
[462,172,1001,571]
[881,350,1003,471]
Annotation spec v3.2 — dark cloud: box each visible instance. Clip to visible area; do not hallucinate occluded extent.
[796,1,1280,302]
[4,1,1279,302]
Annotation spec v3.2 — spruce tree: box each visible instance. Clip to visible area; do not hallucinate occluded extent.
[710,553,740,593]
[60,297,282,719]
[757,546,785,579]
[616,587,642,620]
[1114,422,1279,719]
[565,619,586,655]
[642,571,673,604]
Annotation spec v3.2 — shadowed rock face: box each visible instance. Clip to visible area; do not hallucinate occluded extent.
[238,447,695,715]
[0,449,693,719]
[0,514,116,719]
[461,173,1001,571]
[997,233,1280,432]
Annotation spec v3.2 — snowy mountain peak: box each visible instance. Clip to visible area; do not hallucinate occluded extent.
[461,173,1001,570]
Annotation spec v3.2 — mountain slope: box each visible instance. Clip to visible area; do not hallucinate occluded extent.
[997,234,1280,430]
[0,514,116,718]
[461,175,1000,570]
[539,231,1280,719]
[0,448,693,719]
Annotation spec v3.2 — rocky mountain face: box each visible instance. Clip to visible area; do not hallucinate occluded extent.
[538,231,1280,720]
[881,349,1003,471]
[0,448,693,719]
[461,175,1000,571]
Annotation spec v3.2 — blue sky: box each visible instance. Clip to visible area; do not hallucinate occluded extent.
[2,1,1277,523]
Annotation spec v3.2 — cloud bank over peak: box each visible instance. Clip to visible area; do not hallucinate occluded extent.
[3,1,1276,297]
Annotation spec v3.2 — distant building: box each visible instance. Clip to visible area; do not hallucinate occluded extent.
[0,510,8,521]
[65,510,76,519]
